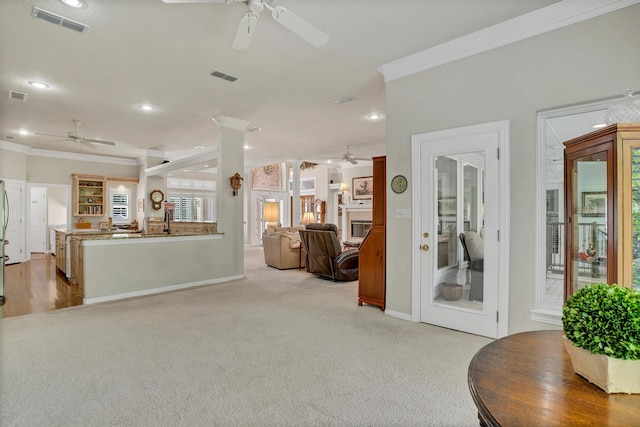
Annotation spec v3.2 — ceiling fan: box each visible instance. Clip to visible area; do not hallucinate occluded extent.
[35,120,117,149]
[332,145,370,165]
[161,0,329,49]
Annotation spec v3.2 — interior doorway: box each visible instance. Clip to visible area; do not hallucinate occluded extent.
[26,184,70,259]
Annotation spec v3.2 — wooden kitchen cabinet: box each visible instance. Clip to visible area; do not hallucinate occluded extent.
[72,174,105,216]
[147,222,164,234]
[69,236,82,285]
[146,221,215,235]
[55,230,67,274]
[358,156,386,310]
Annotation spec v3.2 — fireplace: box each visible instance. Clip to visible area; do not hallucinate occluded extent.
[341,204,372,241]
[351,220,372,238]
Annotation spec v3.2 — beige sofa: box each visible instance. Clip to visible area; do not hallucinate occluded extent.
[262,227,306,270]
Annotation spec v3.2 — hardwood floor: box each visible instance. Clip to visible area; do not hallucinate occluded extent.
[0,253,83,318]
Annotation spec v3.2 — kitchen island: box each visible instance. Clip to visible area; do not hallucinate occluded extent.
[58,226,240,304]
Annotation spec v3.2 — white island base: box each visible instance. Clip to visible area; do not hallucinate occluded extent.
[82,234,242,304]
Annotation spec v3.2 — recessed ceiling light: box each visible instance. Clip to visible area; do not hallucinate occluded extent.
[243,145,250,150]
[246,127,262,133]
[367,113,383,120]
[139,104,154,111]
[203,164,210,168]
[28,81,49,89]
[18,129,30,135]
[194,146,205,150]
[60,0,84,7]
[183,169,190,173]
[592,123,607,129]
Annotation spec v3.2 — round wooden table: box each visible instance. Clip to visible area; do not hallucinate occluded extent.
[468,330,640,426]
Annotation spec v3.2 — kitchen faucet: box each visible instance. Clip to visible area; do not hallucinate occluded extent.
[163,209,172,234]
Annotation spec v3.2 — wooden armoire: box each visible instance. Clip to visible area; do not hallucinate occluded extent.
[358,156,386,310]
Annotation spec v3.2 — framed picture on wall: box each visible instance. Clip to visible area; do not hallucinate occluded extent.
[352,176,373,200]
[289,177,316,194]
[582,191,606,217]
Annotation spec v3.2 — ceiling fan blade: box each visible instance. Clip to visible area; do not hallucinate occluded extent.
[80,139,97,149]
[48,138,73,144]
[348,158,358,165]
[85,138,116,146]
[270,6,328,48]
[35,132,67,138]
[233,12,259,50]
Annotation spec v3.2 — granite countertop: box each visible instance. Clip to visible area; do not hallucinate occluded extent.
[73,231,224,241]
[56,228,140,235]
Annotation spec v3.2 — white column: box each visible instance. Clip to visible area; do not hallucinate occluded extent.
[291,160,301,226]
[213,115,248,276]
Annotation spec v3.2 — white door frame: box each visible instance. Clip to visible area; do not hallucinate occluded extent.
[25,183,72,259]
[411,120,511,338]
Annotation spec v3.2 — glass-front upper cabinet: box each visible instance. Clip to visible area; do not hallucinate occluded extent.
[563,123,640,300]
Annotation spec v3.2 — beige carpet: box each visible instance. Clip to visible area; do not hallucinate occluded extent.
[0,246,492,426]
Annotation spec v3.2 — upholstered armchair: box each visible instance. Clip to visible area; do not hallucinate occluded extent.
[262,227,305,270]
[459,231,484,301]
[299,223,359,281]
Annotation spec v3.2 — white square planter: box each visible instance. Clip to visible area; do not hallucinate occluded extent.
[563,336,640,394]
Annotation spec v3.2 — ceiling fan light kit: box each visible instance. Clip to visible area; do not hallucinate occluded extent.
[162,0,328,49]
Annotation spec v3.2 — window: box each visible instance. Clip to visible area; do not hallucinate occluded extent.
[166,178,215,222]
[534,94,639,324]
[110,187,131,223]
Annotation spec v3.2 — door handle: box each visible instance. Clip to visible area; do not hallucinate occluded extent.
[421,244,429,251]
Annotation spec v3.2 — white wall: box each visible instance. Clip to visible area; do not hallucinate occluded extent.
[384,4,640,333]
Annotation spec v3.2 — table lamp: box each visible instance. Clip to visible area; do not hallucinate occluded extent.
[301,211,316,225]
[263,201,280,228]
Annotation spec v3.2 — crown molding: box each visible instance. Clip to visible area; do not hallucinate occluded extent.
[378,0,640,82]
[0,140,140,166]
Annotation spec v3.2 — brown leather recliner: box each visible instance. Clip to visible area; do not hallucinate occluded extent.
[299,223,359,281]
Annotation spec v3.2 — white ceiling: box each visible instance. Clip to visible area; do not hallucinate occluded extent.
[2,0,567,169]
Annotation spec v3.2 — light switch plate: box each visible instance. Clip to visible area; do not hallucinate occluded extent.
[395,208,411,219]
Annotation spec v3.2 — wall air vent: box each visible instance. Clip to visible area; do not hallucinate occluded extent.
[32,7,89,33]
[210,70,238,82]
[8,91,27,101]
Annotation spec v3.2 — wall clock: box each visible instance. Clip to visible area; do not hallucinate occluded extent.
[150,190,164,210]
[391,175,408,194]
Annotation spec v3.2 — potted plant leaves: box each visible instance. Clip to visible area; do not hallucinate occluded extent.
[562,283,640,393]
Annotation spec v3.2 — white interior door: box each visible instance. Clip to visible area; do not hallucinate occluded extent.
[30,187,47,253]
[411,121,509,339]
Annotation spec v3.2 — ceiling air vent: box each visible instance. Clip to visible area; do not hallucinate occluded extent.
[210,70,238,82]
[8,90,27,101]
[32,7,89,33]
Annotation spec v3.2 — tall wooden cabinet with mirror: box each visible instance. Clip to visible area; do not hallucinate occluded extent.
[563,123,640,300]
[358,156,386,310]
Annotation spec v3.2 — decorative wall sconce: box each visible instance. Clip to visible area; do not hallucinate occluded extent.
[230,172,243,196]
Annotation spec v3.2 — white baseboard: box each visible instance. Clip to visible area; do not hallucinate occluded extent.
[385,309,414,322]
[83,275,244,305]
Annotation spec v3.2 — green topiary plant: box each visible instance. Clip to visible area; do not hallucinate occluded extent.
[562,283,640,360]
